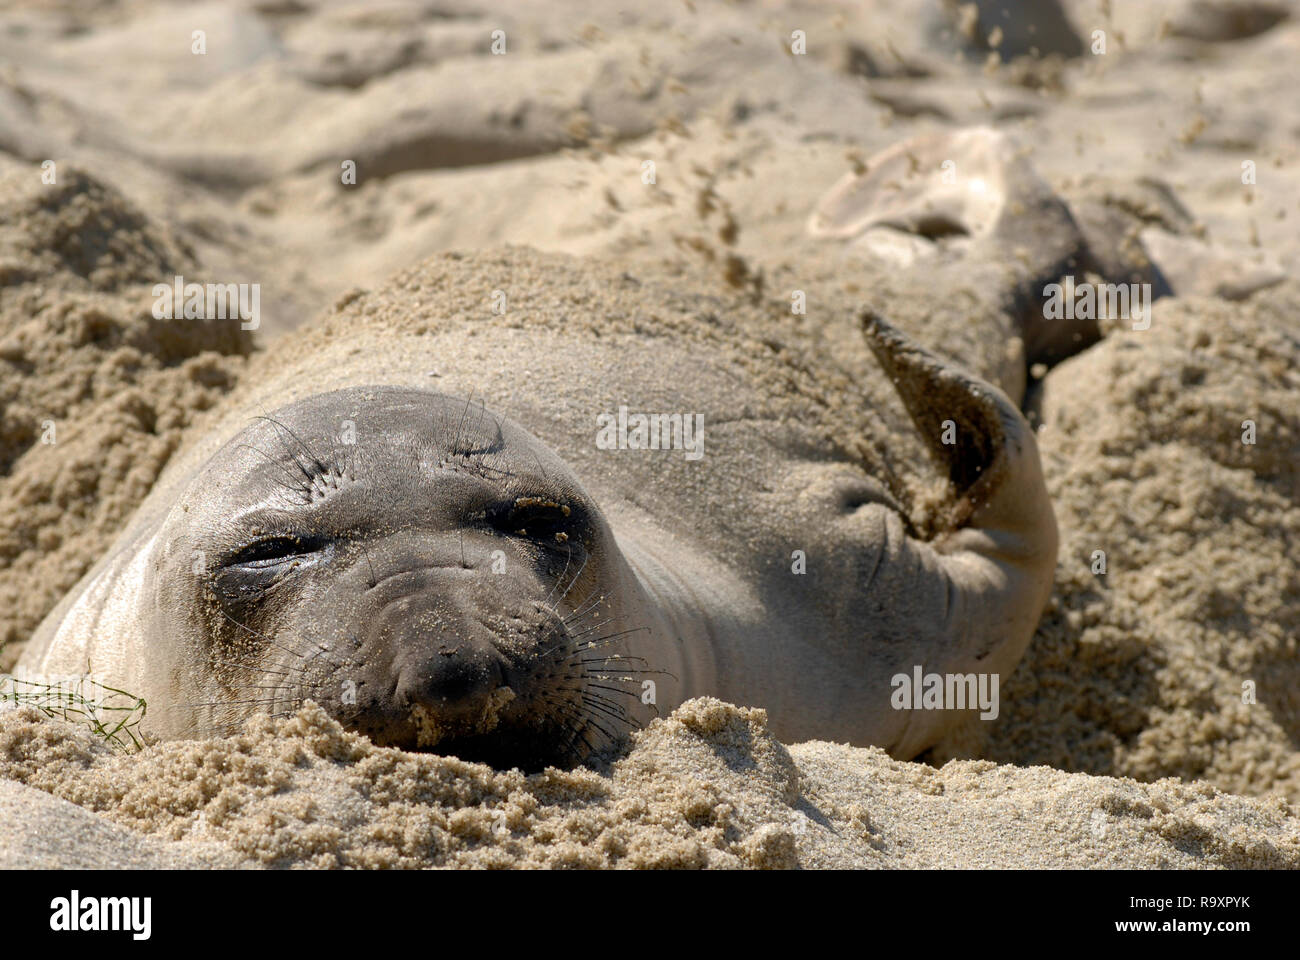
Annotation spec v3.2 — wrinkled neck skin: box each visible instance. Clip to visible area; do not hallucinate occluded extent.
[606,512,754,716]
[140,527,216,738]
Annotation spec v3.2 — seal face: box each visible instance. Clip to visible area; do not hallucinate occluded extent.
[166,387,650,770]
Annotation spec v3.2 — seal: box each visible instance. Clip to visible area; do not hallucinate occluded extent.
[23,258,1058,770]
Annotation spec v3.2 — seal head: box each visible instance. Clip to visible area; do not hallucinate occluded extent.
[163,386,647,770]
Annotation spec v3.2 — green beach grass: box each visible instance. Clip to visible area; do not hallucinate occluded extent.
[0,671,146,751]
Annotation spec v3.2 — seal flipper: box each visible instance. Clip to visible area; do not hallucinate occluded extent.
[849,309,1058,757]
[861,309,1016,532]
[809,128,1101,368]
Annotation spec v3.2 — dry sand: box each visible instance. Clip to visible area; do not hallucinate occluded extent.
[4,699,1297,869]
[1,0,1298,868]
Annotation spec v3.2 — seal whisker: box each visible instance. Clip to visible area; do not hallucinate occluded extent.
[217,608,347,670]
[558,707,614,756]
[558,627,650,657]
[178,697,287,708]
[530,698,599,764]
[233,442,313,493]
[575,655,650,667]
[473,397,491,445]
[584,683,644,704]
[555,722,591,761]
[554,549,590,611]
[359,541,379,588]
[583,690,655,723]
[533,616,635,663]
[558,634,649,657]
[201,655,311,680]
[565,616,624,641]
[562,603,606,628]
[582,675,659,690]
[557,617,612,645]
[561,593,606,626]
[580,688,635,714]
[580,695,631,726]
[543,688,630,737]
[543,542,571,608]
[252,415,331,477]
[573,659,669,678]
[450,394,474,457]
[577,714,620,747]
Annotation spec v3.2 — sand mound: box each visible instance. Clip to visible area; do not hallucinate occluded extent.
[3,700,1295,869]
[985,282,1300,800]
[0,779,238,869]
[0,158,251,662]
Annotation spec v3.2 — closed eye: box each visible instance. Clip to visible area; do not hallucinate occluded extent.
[489,497,581,545]
[224,535,330,569]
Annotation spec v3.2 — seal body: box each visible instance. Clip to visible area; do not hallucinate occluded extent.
[25,259,1057,769]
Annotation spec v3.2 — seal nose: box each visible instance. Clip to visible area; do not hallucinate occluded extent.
[397,643,503,716]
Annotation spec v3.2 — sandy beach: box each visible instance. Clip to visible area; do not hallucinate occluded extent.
[1,0,1298,870]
